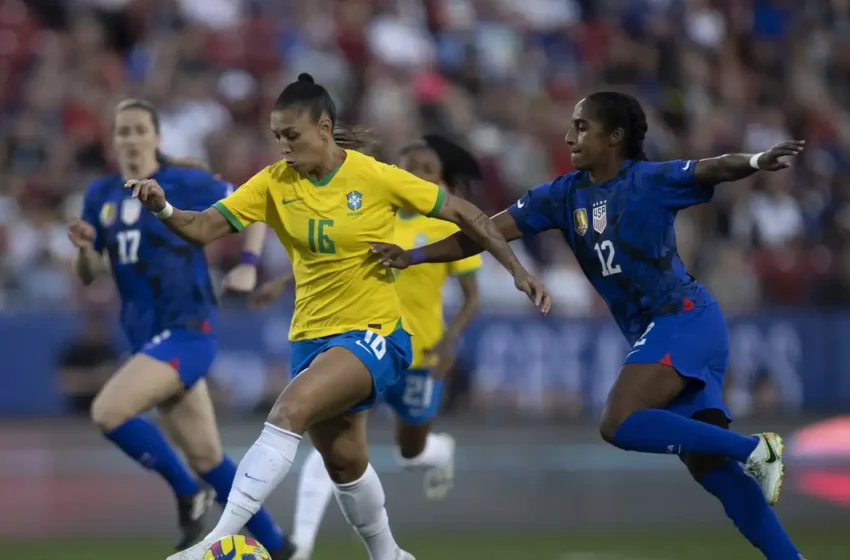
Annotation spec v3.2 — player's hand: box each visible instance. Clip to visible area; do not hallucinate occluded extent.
[513,269,552,315]
[68,220,96,250]
[222,264,257,293]
[371,243,411,269]
[125,178,167,213]
[248,277,291,309]
[426,337,457,381]
[757,141,805,171]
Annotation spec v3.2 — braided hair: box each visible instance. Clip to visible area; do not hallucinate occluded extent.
[400,134,483,197]
[584,91,648,161]
[274,73,376,152]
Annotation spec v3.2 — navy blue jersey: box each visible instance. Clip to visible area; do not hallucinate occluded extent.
[509,159,717,345]
[81,166,232,351]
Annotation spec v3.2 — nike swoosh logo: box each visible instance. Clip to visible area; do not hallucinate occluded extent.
[517,200,525,208]
[355,340,373,354]
[281,198,300,205]
[763,436,778,464]
[683,161,692,171]
[244,473,268,483]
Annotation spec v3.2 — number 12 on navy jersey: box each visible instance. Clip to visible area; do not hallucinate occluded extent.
[594,240,621,277]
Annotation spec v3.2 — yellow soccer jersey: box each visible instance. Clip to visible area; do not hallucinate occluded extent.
[212,150,445,341]
[394,212,482,369]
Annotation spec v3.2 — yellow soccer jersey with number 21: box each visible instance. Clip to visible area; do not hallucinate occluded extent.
[394,212,481,369]
[212,150,445,341]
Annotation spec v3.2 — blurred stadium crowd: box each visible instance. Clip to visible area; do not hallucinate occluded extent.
[2,0,850,317]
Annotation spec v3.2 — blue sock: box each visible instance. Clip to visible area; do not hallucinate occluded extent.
[105,416,200,498]
[201,455,286,551]
[611,409,759,462]
[700,462,802,559]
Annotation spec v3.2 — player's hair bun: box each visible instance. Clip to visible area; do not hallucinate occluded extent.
[297,73,315,84]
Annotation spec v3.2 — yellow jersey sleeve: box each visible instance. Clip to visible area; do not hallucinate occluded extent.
[378,162,446,216]
[449,254,483,277]
[212,168,270,231]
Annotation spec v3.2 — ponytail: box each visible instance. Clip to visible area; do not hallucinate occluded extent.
[332,123,378,153]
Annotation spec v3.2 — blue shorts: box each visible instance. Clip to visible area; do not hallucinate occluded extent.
[139,328,217,388]
[383,369,444,425]
[624,303,730,420]
[289,329,413,412]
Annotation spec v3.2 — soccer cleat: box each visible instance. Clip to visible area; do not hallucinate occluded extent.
[395,551,415,560]
[175,488,216,551]
[423,433,455,500]
[268,540,298,560]
[744,432,785,506]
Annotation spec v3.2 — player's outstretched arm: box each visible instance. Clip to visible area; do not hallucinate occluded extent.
[428,196,525,269]
[125,179,234,245]
[372,209,521,266]
[694,140,805,184]
[372,203,550,312]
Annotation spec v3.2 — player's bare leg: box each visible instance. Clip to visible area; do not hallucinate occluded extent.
[311,410,412,560]
[91,354,213,550]
[169,347,411,560]
[394,421,455,500]
[599,363,783,504]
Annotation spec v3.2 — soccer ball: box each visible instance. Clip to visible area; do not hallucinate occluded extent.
[203,535,272,560]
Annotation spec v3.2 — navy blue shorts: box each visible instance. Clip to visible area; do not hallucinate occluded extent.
[383,369,444,425]
[624,303,730,420]
[140,328,217,388]
[289,329,413,412]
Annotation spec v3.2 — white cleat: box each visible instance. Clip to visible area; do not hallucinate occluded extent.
[396,550,416,560]
[166,537,215,560]
[424,433,455,501]
[744,432,785,506]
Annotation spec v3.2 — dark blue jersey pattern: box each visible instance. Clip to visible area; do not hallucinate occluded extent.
[81,166,232,351]
[509,160,718,345]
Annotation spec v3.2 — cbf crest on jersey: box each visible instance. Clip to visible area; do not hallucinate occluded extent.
[346,191,363,217]
[414,233,428,247]
[592,200,607,234]
[346,191,362,211]
[121,198,142,225]
[99,202,117,227]
[573,208,588,236]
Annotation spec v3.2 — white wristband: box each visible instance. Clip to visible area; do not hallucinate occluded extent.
[154,201,174,219]
[749,152,764,170]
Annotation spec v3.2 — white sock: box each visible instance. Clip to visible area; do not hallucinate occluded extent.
[292,447,334,553]
[207,423,301,541]
[334,464,401,560]
[397,433,452,470]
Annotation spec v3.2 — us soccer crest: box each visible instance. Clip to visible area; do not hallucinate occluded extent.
[120,198,142,225]
[592,200,607,234]
[99,202,116,227]
[573,208,588,236]
[346,191,362,211]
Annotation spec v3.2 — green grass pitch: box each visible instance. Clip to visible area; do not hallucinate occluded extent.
[2,527,846,559]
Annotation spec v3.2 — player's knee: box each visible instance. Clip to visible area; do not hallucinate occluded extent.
[681,452,727,481]
[182,440,223,474]
[598,404,631,444]
[321,445,369,485]
[90,393,131,432]
[267,395,312,435]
